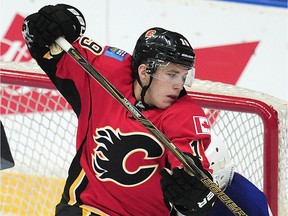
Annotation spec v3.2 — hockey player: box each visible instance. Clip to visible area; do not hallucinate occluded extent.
[22,4,270,216]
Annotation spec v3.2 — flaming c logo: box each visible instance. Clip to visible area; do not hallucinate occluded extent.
[92,127,164,187]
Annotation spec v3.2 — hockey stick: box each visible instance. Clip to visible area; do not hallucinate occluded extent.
[55,37,247,216]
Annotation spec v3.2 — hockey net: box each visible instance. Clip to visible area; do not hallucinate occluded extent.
[0,61,287,216]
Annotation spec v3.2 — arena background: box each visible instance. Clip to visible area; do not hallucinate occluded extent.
[1,0,287,101]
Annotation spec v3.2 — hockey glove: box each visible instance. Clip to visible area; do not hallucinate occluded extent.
[22,4,86,48]
[160,154,216,216]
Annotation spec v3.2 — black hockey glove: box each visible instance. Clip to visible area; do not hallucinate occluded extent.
[160,154,216,216]
[22,4,86,48]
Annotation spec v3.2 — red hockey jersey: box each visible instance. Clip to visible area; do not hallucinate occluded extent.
[37,36,211,216]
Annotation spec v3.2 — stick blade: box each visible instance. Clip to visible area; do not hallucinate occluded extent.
[1,121,15,170]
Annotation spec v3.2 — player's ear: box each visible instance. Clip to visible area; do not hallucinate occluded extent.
[138,64,149,83]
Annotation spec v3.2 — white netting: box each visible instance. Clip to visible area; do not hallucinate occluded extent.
[187,80,288,216]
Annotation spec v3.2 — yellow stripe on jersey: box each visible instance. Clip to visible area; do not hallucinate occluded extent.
[80,204,109,216]
[68,168,86,205]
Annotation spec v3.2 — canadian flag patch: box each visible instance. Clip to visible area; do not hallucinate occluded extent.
[193,116,210,135]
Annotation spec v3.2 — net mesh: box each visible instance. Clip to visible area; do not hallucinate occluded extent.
[0,86,76,215]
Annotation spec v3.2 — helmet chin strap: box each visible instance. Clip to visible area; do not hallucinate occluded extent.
[135,75,154,110]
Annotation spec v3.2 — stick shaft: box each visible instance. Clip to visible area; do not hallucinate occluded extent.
[55,37,247,216]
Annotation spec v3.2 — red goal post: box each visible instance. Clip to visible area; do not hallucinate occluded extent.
[1,61,287,216]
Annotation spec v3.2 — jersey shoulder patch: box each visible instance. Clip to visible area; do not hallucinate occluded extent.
[104,47,128,61]
[193,116,211,135]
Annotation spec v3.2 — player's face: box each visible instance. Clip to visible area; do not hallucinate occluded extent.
[145,63,189,109]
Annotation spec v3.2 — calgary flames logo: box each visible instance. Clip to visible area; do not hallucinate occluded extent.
[92,127,164,187]
[145,29,157,38]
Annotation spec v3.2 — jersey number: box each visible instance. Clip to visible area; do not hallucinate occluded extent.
[191,140,203,161]
[79,36,103,55]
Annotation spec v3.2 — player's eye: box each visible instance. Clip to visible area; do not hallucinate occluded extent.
[168,73,177,79]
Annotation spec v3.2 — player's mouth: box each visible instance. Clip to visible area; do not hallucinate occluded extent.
[166,95,178,102]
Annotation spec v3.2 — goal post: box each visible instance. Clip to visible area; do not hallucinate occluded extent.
[187,80,287,216]
[1,61,287,216]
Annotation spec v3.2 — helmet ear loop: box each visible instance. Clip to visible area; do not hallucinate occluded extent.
[140,62,157,109]
[135,75,144,88]
[135,58,154,88]
[140,75,154,109]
